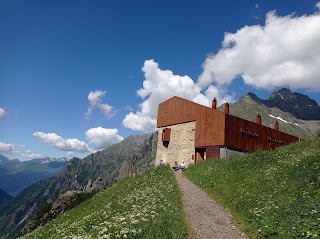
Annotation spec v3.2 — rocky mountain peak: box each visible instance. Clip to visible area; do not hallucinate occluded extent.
[0,154,10,163]
[245,92,262,102]
[248,88,320,120]
[269,88,291,100]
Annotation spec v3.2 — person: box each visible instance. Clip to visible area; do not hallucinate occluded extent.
[180,162,186,171]
[172,161,179,171]
[159,160,164,166]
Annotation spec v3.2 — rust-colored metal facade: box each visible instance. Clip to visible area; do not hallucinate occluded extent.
[224,114,299,152]
[157,96,300,160]
[157,96,226,147]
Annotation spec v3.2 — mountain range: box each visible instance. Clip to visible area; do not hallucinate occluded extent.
[0,88,319,238]
[257,88,320,120]
[0,155,68,196]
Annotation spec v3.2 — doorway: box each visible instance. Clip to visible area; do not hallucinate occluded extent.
[195,148,205,163]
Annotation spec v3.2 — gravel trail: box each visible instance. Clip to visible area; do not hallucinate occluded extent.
[175,171,248,239]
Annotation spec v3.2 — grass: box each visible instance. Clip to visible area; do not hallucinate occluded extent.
[184,137,320,238]
[22,165,188,239]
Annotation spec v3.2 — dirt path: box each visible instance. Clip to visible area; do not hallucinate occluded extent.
[175,171,248,239]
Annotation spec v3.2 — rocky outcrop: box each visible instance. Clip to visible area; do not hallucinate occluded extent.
[26,190,87,233]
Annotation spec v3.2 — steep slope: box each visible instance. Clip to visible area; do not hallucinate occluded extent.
[221,93,320,139]
[0,132,157,239]
[0,156,67,196]
[22,166,187,239]
[0,188,12,204]
[262,88,320,120]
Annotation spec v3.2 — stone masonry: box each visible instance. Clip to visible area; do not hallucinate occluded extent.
[155,121,195,167]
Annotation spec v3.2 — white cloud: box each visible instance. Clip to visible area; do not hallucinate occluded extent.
[67,151,74,157]
[33,132,90,152]
[22,150,42,159]
[0,142,15,154]
[122,59,234,132]
[0,143,42,160]
[122,112,157,132]
[0,107,6,119]
[317,2,320,9]
[85,90,115,119]
[198,9,320,91]
[85,127,124,150]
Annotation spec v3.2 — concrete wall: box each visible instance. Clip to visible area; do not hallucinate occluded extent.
[155,121,196,167]
[219,147,247,158]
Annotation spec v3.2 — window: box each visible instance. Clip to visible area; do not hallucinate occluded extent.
[162,128,171,142]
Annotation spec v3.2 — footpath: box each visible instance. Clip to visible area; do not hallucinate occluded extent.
[175,171,248,239]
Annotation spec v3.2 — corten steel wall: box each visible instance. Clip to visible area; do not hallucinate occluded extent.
[157,96,300,155]
[157,96,225,147]
[195,106,225,148]
[224,114,300,152]
[206,146,220,159]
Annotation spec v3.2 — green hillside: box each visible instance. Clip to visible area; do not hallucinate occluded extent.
[22,166,188,239]
[185,137,320,238]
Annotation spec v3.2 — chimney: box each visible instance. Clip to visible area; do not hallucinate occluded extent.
[212,98,217,109]
[224,102,229,114]
[274,121,280,131]
[256,114,262,125]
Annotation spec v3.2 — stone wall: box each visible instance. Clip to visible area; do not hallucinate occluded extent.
[155,121,195,167]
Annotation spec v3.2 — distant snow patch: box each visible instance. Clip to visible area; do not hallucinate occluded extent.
[279,93,284,100]
[269,114,299,126]
[269,114,288,123]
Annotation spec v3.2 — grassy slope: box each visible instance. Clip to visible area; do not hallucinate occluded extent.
[185,137,320,238]
[22,166,188,239]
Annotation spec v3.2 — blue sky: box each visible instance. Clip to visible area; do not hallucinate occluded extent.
[1,0,320,161]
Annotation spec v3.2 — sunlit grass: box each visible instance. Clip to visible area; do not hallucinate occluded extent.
[22,165,188,239]
[185,137,320,238]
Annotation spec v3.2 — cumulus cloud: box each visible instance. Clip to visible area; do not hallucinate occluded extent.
[122,112,157,132]
[0,142,15,154]
[198,8,320,91]
[122,59,234,132]
[22,150,42,159]
[33,132,90,152]
[0,107,6,119]
[317,2,320,9]
[85,90,115,119]
[85,127,124,150]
